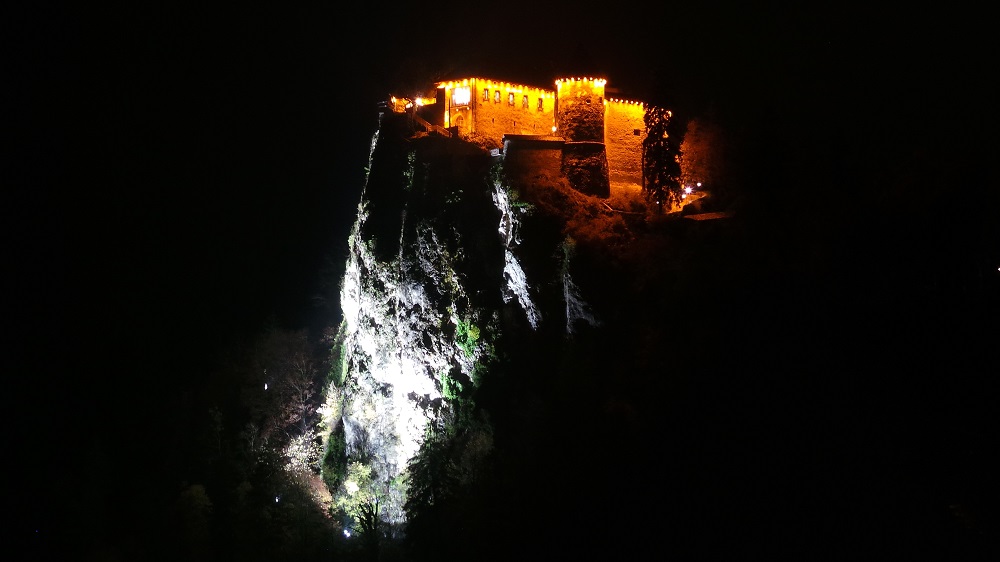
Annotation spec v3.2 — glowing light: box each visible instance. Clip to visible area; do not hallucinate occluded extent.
[697,182,702,187]
[452,86,471,106]
[344,530,352,538]
[264,382,267,390]
[684,186,692,194]
[551,126,557,132]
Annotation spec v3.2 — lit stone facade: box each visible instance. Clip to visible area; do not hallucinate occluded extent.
[604,99,646,187]
[408,76,650,196]
[439,79,557,144]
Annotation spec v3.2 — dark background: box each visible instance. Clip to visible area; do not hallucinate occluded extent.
[6,2,997,557]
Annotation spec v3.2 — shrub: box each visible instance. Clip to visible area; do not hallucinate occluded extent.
[322,423,348,493]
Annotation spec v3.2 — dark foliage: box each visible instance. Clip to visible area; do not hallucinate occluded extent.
[558,96,605,141]
[322,422,348,492]
[642,105,683,210]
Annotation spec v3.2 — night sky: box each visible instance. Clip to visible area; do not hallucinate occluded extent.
[7,3,998,557]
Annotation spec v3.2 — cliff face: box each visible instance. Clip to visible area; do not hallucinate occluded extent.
[331,111,581,525]
[327,110,685,548]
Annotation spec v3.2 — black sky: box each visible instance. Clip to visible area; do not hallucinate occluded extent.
[7,2,998,556]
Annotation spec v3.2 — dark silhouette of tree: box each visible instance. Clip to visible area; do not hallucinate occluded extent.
[642,105,683,211]
[403,431,460,522]
[352,495,383,558]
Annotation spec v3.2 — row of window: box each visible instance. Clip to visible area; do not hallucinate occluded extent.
[482,88,545,110]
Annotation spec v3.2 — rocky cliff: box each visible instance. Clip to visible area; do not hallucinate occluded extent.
[322,107,663,528]
[321,109,741,557]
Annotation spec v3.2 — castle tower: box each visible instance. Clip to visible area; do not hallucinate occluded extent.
[555,78,610,197]
[555,78,606,141]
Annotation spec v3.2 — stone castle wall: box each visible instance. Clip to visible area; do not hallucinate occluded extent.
[562,141,610,198]
[502,135,565,191]
[434,76,650,197]
[604,99,645,186]
[443,79,556,147]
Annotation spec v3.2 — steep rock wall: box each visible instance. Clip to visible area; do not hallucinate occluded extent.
[332,114,576,525]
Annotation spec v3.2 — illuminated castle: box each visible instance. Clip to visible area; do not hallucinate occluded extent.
[391,77,648,198]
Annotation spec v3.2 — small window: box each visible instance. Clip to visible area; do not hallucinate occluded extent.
[522,95,529,109]
[494,90,501,103]
[633,129,641,136]
[482,88,489,101]
[537,98,544,111]
[508,92,515,106]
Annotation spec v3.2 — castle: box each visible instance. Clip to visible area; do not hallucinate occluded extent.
[389,77,649,198]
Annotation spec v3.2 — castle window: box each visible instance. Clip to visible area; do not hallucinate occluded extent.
[522,95,529,109]
[537,98,544,111]
[633,129,641,136]
[482,88,489,102]
[508,92,515,106]
[452,87,471,106]
[494,90,501,103]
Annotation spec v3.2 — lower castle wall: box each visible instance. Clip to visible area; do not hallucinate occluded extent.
[562,141,610,198]
[502,136,564,187]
